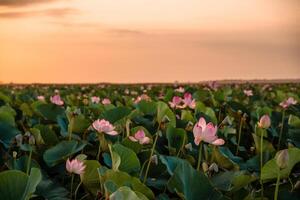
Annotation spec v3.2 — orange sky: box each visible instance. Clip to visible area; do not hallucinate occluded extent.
[0,0,299,83]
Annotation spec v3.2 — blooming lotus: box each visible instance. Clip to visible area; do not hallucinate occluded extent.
[91,96,100,104]
[169,96,182,108]
[193,117,224,146]
[134,94,151,104]
[182,93,196,109]
[37,95,45,101]
[102,98,111,105]
[243,89,253,97]
[258,115,271,129]
[92,119,118,135]
[280,97,297,109]
[129,130,150,144]
[50,94,64,106]
[66,158,86,175]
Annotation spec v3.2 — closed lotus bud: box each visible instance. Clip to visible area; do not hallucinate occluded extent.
[150,155,158,165]
[13,151,17,159]
[202,162,209,172]
[29,135,35,145]
[208,162,219,173]
[15,134,23,146]
[184,143,193,151]
[258,115,271,129]
[276,149,289,169]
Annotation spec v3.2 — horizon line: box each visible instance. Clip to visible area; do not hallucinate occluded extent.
[1,78,300,86]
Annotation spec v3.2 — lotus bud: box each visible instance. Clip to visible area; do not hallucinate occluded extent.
[202,162,209,172]
[258,115,271,129]
[184,143,193,151]
[28,135,35,145]
[24,132,31,137]
[276,149,289,169]
[15,134,23,146]
[150,155,158,165]
[208,163,219,173]
[13,151,17,159]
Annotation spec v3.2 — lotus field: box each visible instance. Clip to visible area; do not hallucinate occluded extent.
[0,83,300,200]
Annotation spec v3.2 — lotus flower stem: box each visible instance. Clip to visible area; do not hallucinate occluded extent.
[139,158,149,178]
[176,134,186,157]
[197,142,203,171]
[235,116,243,155]
[126,119,131,137]
[70,174,75,199]
[260,129,265,199]
[277,110,285,151]
[26,149,32,175]
[274,170,280,200]
[143,132,159,183]
[74,181,82,200]
[68,116,74,141]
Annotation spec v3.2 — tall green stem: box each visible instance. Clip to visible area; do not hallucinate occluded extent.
[277,110,285,150]
[143,132,159,183]
[97,134,104,161]
[26,149,32,175]
[68,116,74,141]
[176,134,186,157]
[274,170,281,200]
[74,181,82,200]
[70,174,75,199]
[260,129,264,199]
[236,116,243,155]
[197,142,203,171]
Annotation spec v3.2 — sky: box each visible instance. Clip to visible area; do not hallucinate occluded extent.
[0,0,299,83]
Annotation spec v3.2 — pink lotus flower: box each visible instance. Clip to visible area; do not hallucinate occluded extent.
[258,114,271,129]
[134,94,151,104]
[193,117,224,146]
[208,81,219,91]
[91,96,100,104]
[37,95,45,101]
[169,96,182,108]
[280,97,297,109]
[243,89,253,97]
[182,93,196,109]
[129,130,150,144]
[66,158,86,175]
[50,94,64,106]
[102,98,111,105]
[92,119,118,135]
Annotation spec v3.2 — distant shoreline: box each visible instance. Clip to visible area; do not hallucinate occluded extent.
[0,79,300,86]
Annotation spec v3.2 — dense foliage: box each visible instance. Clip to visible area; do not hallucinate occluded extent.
[0,82,300,200]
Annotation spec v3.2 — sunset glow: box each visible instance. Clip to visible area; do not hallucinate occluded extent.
[0,0,299,83]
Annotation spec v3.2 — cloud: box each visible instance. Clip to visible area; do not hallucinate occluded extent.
[0,7,78,18]
[0,0,59,7]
